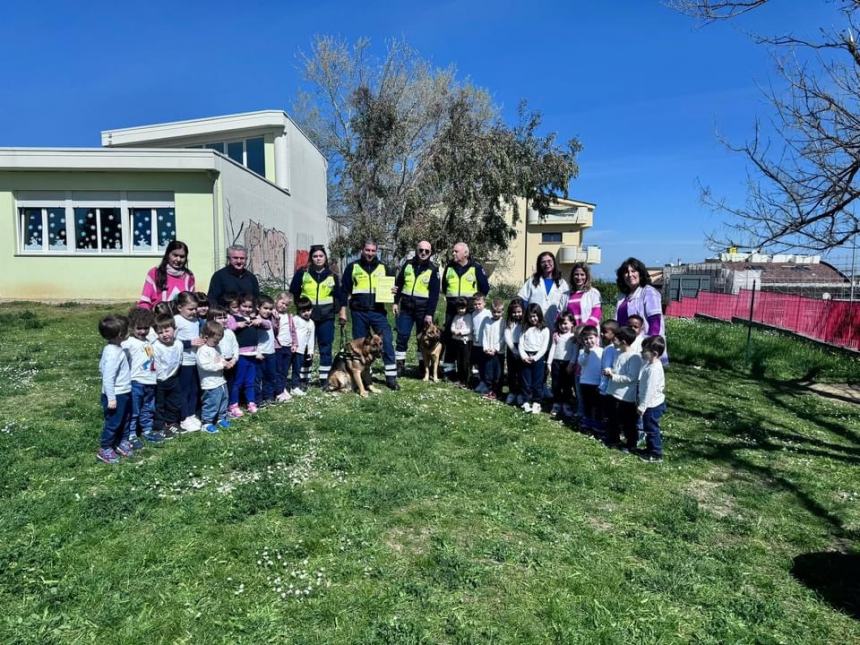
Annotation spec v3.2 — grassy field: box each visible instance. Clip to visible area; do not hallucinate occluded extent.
[0,303,858,643]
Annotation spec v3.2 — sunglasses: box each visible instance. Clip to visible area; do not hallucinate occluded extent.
[417,248,431,254]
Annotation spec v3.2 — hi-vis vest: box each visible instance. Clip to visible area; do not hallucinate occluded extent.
[403,263,433,300]
[301,271,335,305]
[350,261,387,309]
[445,265,478,298]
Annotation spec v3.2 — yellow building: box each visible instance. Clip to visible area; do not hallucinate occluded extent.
[491,196,601,285]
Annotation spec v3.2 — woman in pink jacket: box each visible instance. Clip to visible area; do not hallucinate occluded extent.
[138,241,196,309]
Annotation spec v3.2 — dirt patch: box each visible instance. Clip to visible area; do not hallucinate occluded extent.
[384,526,431,555]
[687,470,736,519]
[804,383,860,405]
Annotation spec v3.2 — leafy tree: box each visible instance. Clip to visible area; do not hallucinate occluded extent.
[669,0,860,252]
[293,36,581,260]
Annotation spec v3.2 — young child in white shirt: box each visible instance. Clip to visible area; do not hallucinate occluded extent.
[173,291,205,432]
[254,295,278,405]
[449,297,473,386]
[122,308,163,447]
[549,312,577,418]
[575,325,603,434]
[518,303,550,414]
[504,299,524,405]
[291,296,316,394]
[470,294,491,387]
[275,292,298,402]
[476,299,505,398]
[97,315,132,465]
[197,321,235,433]
[152,315,184,439]
[603,325,643,450]
[637,335,667,462]
[597,320,620,439]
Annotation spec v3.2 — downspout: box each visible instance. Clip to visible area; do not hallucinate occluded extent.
[209,168,221,275]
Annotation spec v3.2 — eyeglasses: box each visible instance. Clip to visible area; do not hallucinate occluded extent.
[417,248,431,255]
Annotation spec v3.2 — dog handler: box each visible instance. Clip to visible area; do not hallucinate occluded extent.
[340,239,400,390]
[289,244,346,387]
[392,240,440,376]
[441,242,490,379]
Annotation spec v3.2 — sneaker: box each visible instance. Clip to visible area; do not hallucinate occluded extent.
[521,402,532,412]
[386,377,401,391]
[638,452,663,463]
[202,423,219,434]
[474,382,489,395]
[276,391,292,402]
[532,403,542,414]
[217,419,232,430]
[482,391,497,401]
[228,404,244,418]
[247,402,259,414]
[143,430,165,444]
[562,404,574,418]
[291,388,307,397]
[505,393,516,405]
[180,417,201,433]
[162,425,179,440]
[128,435,145,451]
[115,440,134,457]
[96,447,120,464]
[550,403,561,417]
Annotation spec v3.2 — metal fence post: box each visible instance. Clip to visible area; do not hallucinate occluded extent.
[745,280,757,362]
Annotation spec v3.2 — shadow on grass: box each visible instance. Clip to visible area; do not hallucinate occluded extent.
[791,551,860,620]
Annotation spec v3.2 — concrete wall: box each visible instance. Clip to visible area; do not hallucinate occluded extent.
[285,120,329,261]
[0,170,216,301]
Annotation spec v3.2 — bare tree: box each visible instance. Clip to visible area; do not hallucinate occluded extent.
[669,0,860,252]
[293,36,580,260]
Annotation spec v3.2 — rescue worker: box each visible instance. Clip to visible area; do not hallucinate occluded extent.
[441,242,490,379]
[392,240,440,376]
[340,239,400,390]
[289,244,345,387]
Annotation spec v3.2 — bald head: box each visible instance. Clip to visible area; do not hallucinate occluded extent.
[416,240,432,261]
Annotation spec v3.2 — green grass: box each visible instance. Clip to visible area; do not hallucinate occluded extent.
[0,304,858,643]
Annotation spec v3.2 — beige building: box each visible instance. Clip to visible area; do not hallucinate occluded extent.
[492,196,601,285]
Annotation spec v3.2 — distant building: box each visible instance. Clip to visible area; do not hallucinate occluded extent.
[491,196,601,285]
[1,110,328,301]
[664,251,852,301]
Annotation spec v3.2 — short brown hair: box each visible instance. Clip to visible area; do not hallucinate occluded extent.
[153,315,176,332]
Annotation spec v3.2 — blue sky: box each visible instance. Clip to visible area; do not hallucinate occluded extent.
[0,0,844,277]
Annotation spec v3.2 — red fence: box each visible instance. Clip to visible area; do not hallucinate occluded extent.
[666,289,860,351]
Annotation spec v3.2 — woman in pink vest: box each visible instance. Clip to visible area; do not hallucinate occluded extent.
[565,262,602,328]
[138,240,196,309]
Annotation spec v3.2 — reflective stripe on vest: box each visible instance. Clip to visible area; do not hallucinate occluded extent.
[403,264,432,299]
[352,262,387,294]
[445,265,478,298]
[301,271,335,305]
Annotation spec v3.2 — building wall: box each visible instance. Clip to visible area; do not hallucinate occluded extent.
[0,170,216,301]
[492,197,586,286]
[285,120,329,270]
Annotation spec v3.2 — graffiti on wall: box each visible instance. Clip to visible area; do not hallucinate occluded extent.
[243,220,289,281]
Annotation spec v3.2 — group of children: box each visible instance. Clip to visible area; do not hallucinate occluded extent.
[96,290,316,464]
[447,294,667,462]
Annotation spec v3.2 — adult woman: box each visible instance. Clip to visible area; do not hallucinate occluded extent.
[138,241,195,309]
[615,257,667,362]
[288,245,345,387]
[517,251,570,331]
[565,262,602,328]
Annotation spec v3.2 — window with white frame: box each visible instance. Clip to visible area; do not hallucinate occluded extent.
[16,191,176,255]
[188,136,266,176]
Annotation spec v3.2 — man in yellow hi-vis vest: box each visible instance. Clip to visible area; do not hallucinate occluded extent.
[441,242,490,379]
[340,239,400,390]
[393,240,440,375]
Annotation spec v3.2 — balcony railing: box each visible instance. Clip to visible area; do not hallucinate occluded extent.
[527,207,593,228]
[558,245,601,265]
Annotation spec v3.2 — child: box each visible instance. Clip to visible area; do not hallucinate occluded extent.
[225,293,241,317]
[597,320,620,439]
[575,325,603,434]
[152,315,183,440]
[549,312,577,418]
[254,295,278,406]
[275,292,298,402]
[449,297,473,386]
[628,314,645,354]
[477,298,505,399]
[197,321,233,433]
[470,294,491,388]
[97,315,132,464]
[518,303,550,414]
[504,299,524,405]
[195,292,210,331]
[153,301,174,318]
[122,307,164,446]
[637,335,667,462]
[602,326,643,450]
[227,293,263,415]
[207,307,238,399]
[173,291,204,431]
[291,296,316,394]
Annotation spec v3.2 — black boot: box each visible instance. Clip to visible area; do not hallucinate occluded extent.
[396,359,405,377]
[386,376,401,391]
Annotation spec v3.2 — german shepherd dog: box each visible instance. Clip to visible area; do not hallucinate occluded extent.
[327,333,384,397]
[418,321,444,382]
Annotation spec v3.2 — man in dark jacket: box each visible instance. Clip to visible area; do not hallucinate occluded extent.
[207,245,261,306]
[340,239,399,390]
[393,240,440,376]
